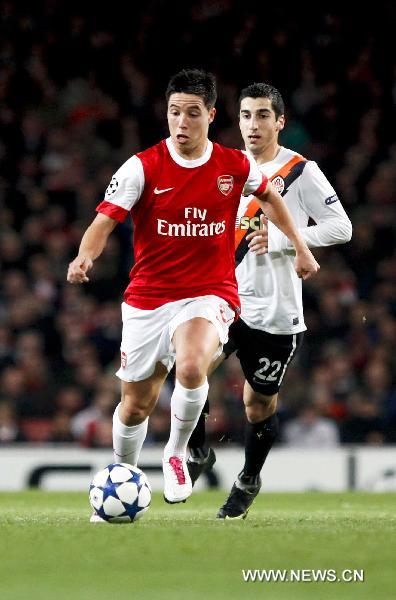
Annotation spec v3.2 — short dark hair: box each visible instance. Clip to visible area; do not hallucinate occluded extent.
[166,69,217,109]
[239,83,285,120]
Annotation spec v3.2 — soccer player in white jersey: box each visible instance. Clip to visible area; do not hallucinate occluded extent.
[187,82,352,519]
[67,71,319,512]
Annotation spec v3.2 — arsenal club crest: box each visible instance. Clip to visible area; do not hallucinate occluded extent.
[271,175,285,195]
[217,175,234,196]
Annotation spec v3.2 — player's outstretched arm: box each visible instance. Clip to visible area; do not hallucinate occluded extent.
[67,213,118,284]
[256,182,320,280]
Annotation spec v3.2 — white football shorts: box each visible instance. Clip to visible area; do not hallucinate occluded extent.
[116,295,235,382]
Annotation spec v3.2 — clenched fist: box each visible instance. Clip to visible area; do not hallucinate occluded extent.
[294,247,320,280]
[246,213,268,255]
[67,256,93,284]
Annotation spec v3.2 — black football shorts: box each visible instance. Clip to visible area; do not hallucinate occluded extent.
[223,318,304,395]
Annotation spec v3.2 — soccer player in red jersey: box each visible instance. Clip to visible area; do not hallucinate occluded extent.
[67,69,319,508]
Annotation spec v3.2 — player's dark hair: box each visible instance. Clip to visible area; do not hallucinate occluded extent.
[166,69,217,109]
[239,83,285,120]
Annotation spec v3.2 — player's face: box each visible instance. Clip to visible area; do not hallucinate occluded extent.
[167,93,216,158]
[239,97,285,158]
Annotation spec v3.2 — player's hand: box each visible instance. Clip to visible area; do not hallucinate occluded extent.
[67,256,93,284]
[294,246,320,280]
[246,214,268,255]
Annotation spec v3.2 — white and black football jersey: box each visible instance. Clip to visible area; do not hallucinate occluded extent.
[235,146,352,334]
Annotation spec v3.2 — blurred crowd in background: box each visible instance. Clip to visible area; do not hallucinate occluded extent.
[1,1,396,449]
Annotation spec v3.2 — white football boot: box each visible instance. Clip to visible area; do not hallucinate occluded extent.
[163,455,192,504]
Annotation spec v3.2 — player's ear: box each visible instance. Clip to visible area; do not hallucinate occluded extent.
[208,107,216,124]
[277,115,285,132]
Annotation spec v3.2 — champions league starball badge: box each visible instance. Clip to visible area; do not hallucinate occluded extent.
[106,176,119,196]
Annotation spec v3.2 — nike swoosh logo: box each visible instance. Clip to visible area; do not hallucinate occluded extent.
[113,450,132,458]
[252,377,275,385]
[154,187,174,194]
[174,414,196,422]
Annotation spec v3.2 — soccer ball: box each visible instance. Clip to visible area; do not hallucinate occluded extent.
[89,463,151,523]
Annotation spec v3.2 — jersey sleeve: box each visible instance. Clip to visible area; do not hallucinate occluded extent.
[96,155,145,222]
[242,153,268,197]
[295,161,352,247]
[270,161,352,252]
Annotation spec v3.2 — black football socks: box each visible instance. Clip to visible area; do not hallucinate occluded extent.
[241,414,279,483]
[188,399,209,459]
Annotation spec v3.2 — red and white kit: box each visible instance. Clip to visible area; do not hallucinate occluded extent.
[96,137,267,380]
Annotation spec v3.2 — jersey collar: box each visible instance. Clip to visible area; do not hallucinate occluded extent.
[166,137,213,168]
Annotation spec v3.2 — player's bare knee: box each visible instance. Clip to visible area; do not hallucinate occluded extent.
[120,396,150,425]
[123,406,148,425]
[176,359,206,389]
[245,395,277,423]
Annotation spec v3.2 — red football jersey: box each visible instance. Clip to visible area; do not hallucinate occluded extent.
[96,138,267,310]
